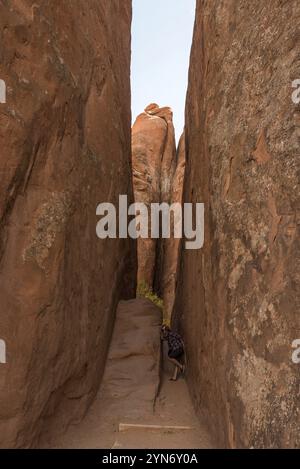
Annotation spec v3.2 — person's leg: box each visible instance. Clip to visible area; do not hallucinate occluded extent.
[182,353,186,373]
[168,356,184,371]
[171,365,179,381]
[168,357,184,381]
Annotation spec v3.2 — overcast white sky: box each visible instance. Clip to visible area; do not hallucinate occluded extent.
[131,0,196,141]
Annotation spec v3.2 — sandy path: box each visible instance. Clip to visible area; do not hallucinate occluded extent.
[42,299,212,449]
[113,376,213,449]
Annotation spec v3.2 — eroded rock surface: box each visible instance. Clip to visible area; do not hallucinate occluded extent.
[162,133,186,318]
[132,104,184,319]
[0,0,135,448]
[174,0,300,449]
[132,104,176,290]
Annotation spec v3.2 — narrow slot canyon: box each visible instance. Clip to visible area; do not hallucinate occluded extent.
[0,0,299,451]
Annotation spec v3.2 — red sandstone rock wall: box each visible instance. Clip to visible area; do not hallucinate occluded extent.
[132,104,176,295]
[132,104,184,319]
[175,0,300,448]
[162,133,186,319]
[0,0,135,448]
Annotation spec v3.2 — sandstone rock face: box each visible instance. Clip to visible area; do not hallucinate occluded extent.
[132,104,185,319]
[174,0,300,448]
[162,133,186,318]
[0,0,135,448]
[132,105,177,299]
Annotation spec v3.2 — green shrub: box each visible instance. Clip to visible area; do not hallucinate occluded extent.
[137,281,171,326]
[137,281,164,311]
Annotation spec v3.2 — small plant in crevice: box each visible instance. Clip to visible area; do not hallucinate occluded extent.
[137,281,169,321]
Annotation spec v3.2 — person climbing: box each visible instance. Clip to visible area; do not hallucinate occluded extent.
[161,325,185,381]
